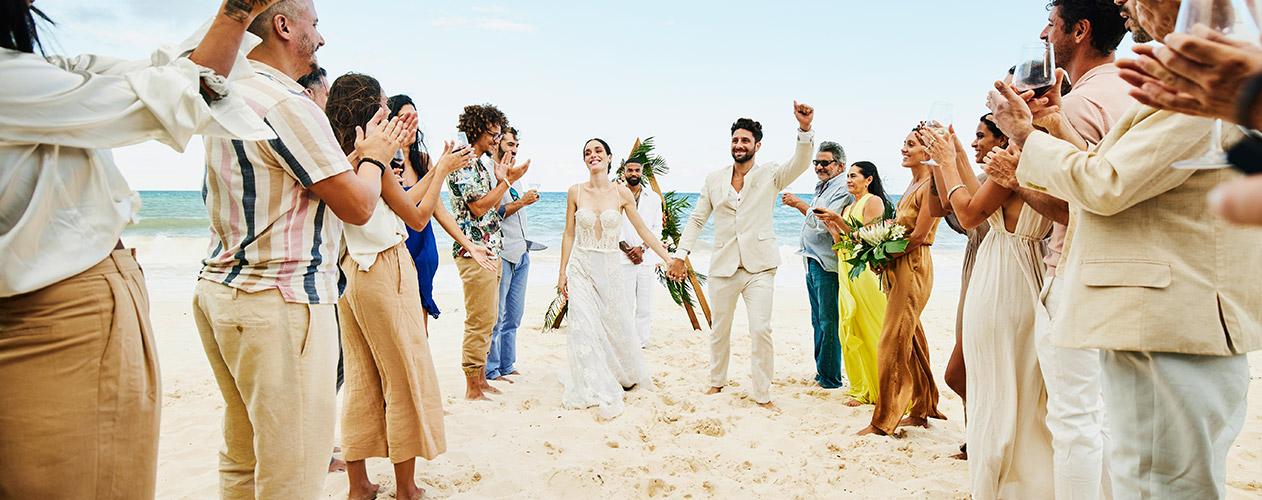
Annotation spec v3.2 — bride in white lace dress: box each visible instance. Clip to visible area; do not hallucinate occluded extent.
[557,138,672,418]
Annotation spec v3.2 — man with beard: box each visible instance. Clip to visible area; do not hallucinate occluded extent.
[618,161,663,348]
[988,0,1262,496]
[194,0,412,496]
[667,102,816,411]
[486,127,541,382]
[982,2,1131,498]
[781,141,853,390]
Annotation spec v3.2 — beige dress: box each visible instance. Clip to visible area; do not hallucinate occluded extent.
[963,204,1054,500]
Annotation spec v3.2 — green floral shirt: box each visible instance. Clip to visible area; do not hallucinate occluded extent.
[447,156,503,258]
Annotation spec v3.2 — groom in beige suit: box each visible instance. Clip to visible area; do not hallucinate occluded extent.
[988,2,1262,494]
[667,102,816,410]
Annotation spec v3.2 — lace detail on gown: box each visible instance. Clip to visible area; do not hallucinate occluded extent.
[561,209,648,418]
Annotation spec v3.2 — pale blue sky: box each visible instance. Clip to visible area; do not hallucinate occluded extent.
[36,0,1137,192]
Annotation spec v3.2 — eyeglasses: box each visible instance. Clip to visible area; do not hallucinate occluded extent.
[812,160,836,167]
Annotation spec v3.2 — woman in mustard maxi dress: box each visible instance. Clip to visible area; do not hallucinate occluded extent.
[818,161,893,406]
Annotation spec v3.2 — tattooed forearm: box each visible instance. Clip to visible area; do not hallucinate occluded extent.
[223,0,270,22]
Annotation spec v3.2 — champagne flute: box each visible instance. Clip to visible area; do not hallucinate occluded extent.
[923,102,953,166]
[1172,0,1262,169]
[1013,42,1056,95]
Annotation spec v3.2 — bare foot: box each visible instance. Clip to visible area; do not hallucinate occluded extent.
[478,379,502,395]
[328,456,347,473]
[704,387,723,395]
[951,451,968,460]
[397,482,425,500]
[844,398,864,407]
[757,401,781,413]
[508,370,521,376]
[347,481,380,500]
[899,416,929,428]
[465,385,490,401]
[489,375,515,384]
[856,425,887,436]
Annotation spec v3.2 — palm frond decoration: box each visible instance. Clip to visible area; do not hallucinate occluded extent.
[542,291,567,331]
[655,267,707,308]
[659,190,691,250]
[617,136,670,179]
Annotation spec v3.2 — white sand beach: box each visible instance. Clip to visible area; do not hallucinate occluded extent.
[135,237,1262,499]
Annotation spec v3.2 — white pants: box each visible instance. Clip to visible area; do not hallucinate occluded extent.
[1035,276,1110,500]
[621,262,654,348]
[708,268,776,404]
[1101,350,1248,500]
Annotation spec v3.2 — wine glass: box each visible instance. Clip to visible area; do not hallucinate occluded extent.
[1013,42,1056,94]
[528,182,542,195]
[1172,0,1262,169]
[923,102,953,166]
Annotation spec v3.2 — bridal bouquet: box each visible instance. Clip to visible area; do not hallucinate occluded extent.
[833,219,909,280]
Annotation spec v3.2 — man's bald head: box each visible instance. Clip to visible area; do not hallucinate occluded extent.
[247,0,308,40]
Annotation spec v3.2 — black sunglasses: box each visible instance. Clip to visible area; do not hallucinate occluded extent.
[812,160,836,167]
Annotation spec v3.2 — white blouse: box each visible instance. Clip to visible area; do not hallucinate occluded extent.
[0,28,273,297]
[342,200,408,272]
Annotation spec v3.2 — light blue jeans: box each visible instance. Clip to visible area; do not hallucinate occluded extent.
[486,252,529,379]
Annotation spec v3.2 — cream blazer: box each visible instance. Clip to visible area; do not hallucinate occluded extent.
[1018,106,1262,355]
[677,130,815,279]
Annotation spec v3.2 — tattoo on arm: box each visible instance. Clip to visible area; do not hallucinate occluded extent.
[223,0,269,23]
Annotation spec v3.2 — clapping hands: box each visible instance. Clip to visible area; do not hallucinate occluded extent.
[1117,26,1262,123]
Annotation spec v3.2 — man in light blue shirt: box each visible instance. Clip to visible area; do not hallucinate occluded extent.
[781,141,853,389]
[487,128,542,381]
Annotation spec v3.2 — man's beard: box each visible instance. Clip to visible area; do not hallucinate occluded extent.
[1123,6,1155,42]
[731,149,754,163]
[626,176,642,187]
[299,33,320,71]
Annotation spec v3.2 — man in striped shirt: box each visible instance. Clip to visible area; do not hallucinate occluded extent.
[192,1,410,497]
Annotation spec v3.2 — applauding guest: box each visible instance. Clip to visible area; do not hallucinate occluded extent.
[487,127,541,381]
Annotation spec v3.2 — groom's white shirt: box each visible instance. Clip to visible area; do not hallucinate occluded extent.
[675,130,815,277]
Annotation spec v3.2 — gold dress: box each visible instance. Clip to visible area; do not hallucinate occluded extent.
[869,178,945,433]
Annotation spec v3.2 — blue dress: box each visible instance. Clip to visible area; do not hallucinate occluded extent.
[403,187,441,318]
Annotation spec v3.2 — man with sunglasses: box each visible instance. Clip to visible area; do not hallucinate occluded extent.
[781,141,853,389]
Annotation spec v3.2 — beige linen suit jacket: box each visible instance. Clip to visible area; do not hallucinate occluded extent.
[677,130,815,279]
[1017,105,1262,356]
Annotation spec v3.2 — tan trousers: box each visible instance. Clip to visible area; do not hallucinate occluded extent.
[193,280,338,500]
[456,256,500,377]
[339,244,446,463]
[708,267,776,404]
[0,250,159,499]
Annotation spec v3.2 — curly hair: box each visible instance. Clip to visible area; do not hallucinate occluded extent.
[458,104,508,145]
[731,118,764,143]
[325,73,384,155]
[1048,0,1127,56]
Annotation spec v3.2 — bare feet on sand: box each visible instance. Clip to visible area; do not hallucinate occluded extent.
[397,483,425,500]
[328,456,346,473]
[844,398,864,407]
[347,481,380,500]
[757,401,781,413]
[508,370,521,376]
[899,416,929,428]
[478,379,502,395]
[856,425,887,436]
[704,387,723,395]
[465,375,492,401]
[489,375,515,384]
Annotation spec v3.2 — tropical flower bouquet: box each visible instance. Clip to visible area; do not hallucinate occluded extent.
[833,219,909,280]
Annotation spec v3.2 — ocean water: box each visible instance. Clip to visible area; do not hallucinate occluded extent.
[126,191,968,250]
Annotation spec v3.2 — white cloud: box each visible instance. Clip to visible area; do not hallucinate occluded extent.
[471,5,510,15]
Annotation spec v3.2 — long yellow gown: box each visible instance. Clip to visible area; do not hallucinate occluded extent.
[837,193,887,404]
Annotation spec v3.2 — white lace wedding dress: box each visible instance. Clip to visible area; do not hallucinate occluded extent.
[560,208,648,418]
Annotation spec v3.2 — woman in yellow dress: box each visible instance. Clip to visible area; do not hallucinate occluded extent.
[816,161,893,406]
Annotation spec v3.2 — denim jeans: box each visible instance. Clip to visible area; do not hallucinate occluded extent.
[486,252,530,379]
[805,258,844,388]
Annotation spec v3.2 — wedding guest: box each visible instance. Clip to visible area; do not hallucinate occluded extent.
[987,0,1262,495]
[619,161,663,348]
[327,73,484,500]
[815,161,892,407]
[922,125,1054,500]
[488,127,542,381]
[298,65,329,110]
[448,103,527,400]
[193,2,413,497]
[858,125,949,436]
[782,141,853,389]
[0,1,280,496]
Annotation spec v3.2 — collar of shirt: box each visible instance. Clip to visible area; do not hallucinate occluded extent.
[248,60,305,94]
[815,174,843,197]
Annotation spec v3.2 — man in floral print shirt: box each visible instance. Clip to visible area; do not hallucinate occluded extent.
[447,103,528,400]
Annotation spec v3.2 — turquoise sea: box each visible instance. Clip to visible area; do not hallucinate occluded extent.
[126,191,968,250]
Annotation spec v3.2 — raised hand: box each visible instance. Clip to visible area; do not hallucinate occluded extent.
[1117,27,1262,123]
[794,100,815,132]
[506,159,532,184]
[987,81,1037,147]
[354,107,402,164]
[915,128,955,167]
[1028,69,1065,128]
[435,141,476,176]
[982,145,1022,190]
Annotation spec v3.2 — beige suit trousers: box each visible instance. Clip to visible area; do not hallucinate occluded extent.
[193,280,339,500]
[708,267,776,404]
[0,249,160,499]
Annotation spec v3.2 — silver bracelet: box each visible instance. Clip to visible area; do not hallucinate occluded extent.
[947,184,967,200]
